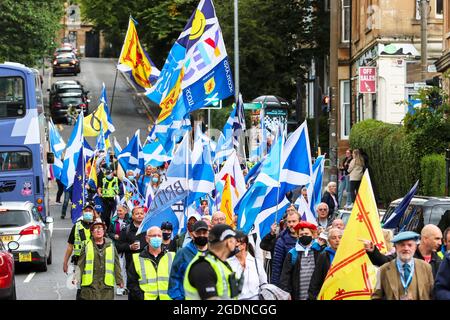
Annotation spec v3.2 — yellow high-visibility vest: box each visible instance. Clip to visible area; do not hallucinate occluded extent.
[73,221,91,256]
[81,240,115,287]
[132,251,175,300]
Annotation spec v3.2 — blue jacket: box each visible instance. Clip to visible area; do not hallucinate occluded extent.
[434,252,450,300]
[270,229,297,286]
[168,241,200,300]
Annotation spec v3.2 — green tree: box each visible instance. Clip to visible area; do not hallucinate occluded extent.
[0,0,64,67]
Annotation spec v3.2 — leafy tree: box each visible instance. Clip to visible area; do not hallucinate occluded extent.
[0,0,64,67]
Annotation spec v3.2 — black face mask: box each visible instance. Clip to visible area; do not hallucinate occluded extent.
[193,236,208,247]
[162,232,171,241]
[298,235,313,246]
[228,246,240,258]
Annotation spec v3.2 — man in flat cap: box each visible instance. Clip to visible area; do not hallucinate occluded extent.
[372,231,434,300]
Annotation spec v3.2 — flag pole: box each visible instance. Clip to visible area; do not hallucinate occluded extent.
[110,68,119,113]
[274,134,284,223]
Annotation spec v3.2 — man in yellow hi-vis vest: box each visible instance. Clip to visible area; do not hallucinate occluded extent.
[74,219,124,300]
[127,226,175,300]
[184,224,244,300]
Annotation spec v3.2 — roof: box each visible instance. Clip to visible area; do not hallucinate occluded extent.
[0,201,34,211]
[389,196,450,207]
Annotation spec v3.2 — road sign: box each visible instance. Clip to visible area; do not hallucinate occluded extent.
[201,100,222,109]
[358,67,377,94]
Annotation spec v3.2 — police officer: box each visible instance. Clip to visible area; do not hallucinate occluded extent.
[184,224,243,300]
[63,203,97,299]
[127,226,175,300]
[97,165,120,229]
[75,219,124,300]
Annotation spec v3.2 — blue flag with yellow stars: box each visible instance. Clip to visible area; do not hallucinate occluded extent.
[71,147,86,224]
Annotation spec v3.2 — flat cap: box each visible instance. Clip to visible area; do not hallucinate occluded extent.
[391,231,420,244]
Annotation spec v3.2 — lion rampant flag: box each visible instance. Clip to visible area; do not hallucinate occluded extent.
[318,170,386,300]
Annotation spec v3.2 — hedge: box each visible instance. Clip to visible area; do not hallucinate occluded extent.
[349,119,418,207]
[420,154,446,196]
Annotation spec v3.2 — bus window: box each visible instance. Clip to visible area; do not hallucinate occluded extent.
[0,151,32,171]
[0,76,25,118]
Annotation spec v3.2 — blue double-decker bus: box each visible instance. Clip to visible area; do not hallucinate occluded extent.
[0,62,52,218]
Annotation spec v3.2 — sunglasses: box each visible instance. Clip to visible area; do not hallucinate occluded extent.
[318,208,327,211]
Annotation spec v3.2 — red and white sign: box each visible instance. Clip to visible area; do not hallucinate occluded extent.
[358,67,377,94]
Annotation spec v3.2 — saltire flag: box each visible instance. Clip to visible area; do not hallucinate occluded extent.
[83,139,94,162]
[48,119,66,180]
[215,150,246,210]
[100,82,108,105]
[142,139,171,168]
[236,134,283,234]
[296,195,317,224]
[61,112,84,189]
[382,180,419,229]
[121,177,145,210]
[117,130,144,175]
[241,121,313,241]
[214,132,234,166]
[188,136,215,204]
[244,157,264,186]
[70,147,85,224]
[137,133,192,235]
[118,17,160,92]
[297,155,325,214]
[318,170,386,300]
[231,93,246,149]
[95,122,107,152]
[113,136,122,157]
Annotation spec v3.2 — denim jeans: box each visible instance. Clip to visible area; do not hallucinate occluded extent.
[61,191,70,217]
[338,175,352,207]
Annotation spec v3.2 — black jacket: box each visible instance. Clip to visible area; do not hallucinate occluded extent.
[321,191,337,218]
[308,250,333,300]
[279,247,321,300]
[438,210,450,234]
[116,223,147,273]
[366,246,442,278]
[260,232,277,257]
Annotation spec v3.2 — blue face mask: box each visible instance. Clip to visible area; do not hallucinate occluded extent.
[149,237,162,249]
[152,177,159,183]
[83,212,93,222]
[127,175,135,181]
[106,174,113,179]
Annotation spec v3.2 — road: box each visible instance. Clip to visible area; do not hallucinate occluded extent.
[14,58,153,300]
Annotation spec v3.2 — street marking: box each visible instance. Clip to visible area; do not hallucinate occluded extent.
[24,272,36,283]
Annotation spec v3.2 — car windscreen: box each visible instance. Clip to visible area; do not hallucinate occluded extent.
[0,76,26,118]
[61,96,82,106]
[0,150,32,171]
[430,205,450,226]
[0,209,30,227]
[59,88,82,95]
[56,57,74,64]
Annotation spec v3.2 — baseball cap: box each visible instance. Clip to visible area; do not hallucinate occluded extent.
[90,218,106,230]
[208,224,236,243]
[83,202,95,210]
[187,211,202,222]
[192,220,208,232]
[161,221,173,231]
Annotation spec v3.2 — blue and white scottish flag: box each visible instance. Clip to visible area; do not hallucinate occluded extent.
[48,119,66,180]
[61,112,83,189]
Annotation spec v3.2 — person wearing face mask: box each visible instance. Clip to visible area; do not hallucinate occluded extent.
[279,221,322,300]
[125,170,138,188]
[160,221,176,253]
[150,173,161,193]
[97,166,122,229]
[173,212,201,250]
[168,220,209,300]
[63,203,99,299]
[184,224,243,300]
[127,226,175,300]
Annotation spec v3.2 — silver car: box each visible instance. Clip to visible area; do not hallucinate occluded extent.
[0,201,53,271]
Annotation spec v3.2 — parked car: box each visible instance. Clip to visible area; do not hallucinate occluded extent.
[0,202,53,272]
[336,208,386,227]
[0,240,18,300]
[50,92,89,123]
[381,196,450,234]
[52,53,80,76]
[48,81,89,110]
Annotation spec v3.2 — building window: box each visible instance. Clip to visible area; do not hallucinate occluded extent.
[436,0,444,18]
[340,80,351,139]
[341,0,350,43]
[416,0,421,20]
